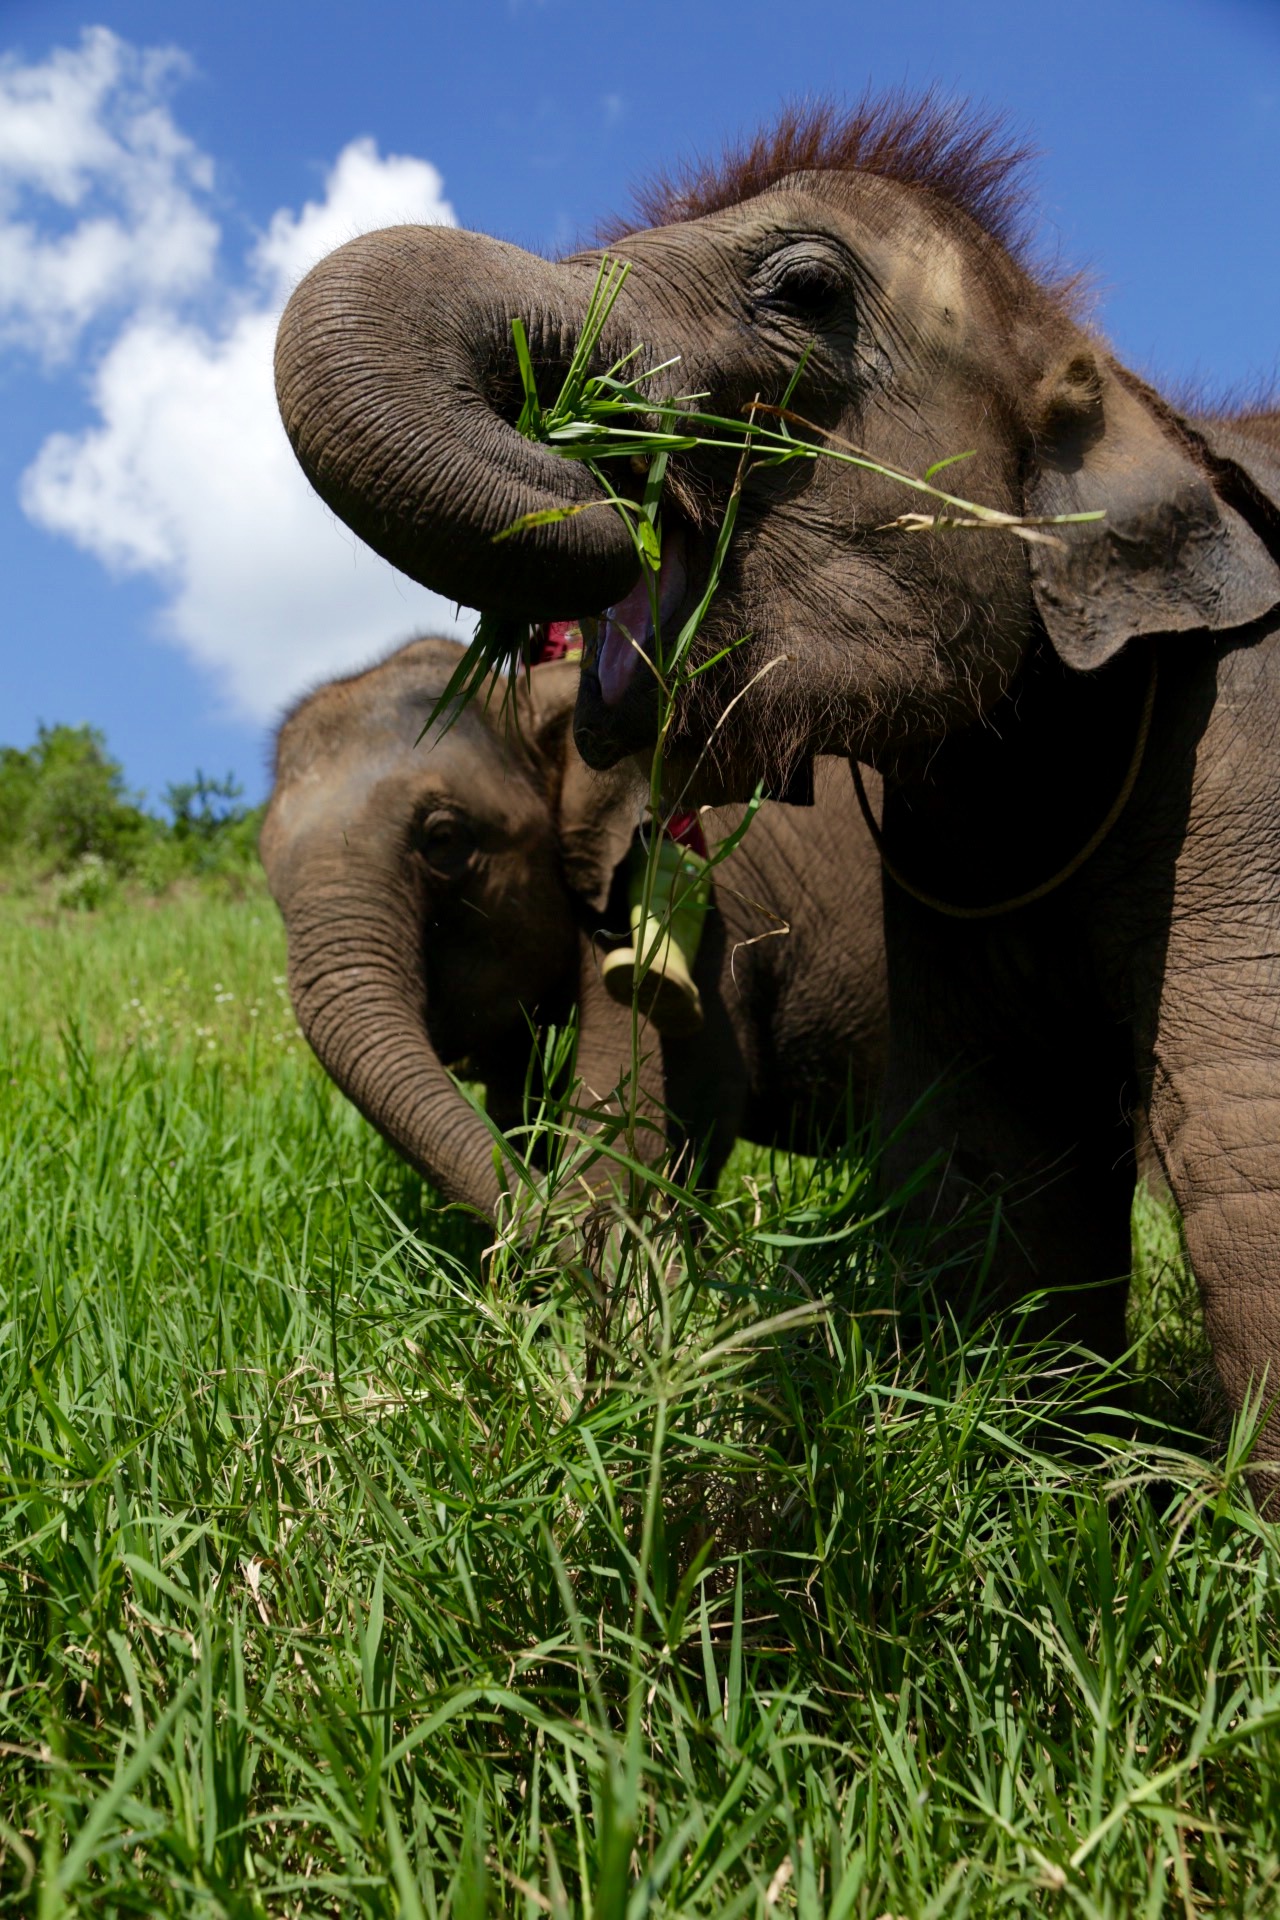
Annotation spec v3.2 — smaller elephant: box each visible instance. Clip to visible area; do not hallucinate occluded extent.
[260,636,888,1221]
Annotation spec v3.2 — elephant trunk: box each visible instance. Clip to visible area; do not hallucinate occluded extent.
[274,863,503,1220]
[274,225,640,617]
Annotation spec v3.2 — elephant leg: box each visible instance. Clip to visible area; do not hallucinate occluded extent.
[1147,1050,1280,1499]
[544,930,673,1237]
[884,1053,1135,1359]
[882,903,1135,1359]
[572,943,666,1153]
[658,907,749,1194]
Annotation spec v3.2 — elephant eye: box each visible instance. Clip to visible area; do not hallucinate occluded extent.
[753,244,848,320]
[413,811,477,880]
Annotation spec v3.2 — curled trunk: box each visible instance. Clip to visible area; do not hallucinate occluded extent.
[274,225,639,616]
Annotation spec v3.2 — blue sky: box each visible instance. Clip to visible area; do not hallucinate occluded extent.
[2,0,1277,805]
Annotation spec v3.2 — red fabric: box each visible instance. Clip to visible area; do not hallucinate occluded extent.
[532,620,583,664]
[528,622,706,858]
[666,809,708,856]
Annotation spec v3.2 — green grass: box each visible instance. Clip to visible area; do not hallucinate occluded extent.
[2,883,1279,1917]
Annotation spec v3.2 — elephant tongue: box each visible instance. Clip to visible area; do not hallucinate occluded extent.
[597,534,688,707]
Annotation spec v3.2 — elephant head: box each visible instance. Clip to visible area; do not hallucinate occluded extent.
[260,637,647,1220]
[275,98,1280,800]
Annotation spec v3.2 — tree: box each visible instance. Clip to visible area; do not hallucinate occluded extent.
[21,724,149,869]
[164,770,248,843]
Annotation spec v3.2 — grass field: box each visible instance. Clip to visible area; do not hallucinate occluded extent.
[2,879,1279,1917]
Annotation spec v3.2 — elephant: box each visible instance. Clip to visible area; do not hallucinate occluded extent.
[259,635,887,1223]
[271,93,1280,1474]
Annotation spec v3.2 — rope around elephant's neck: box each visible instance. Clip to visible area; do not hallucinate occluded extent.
[851,647,1158,921]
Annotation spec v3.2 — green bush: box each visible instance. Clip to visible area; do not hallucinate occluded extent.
[54,850,118,911]
[0,724,263,898]
[0,722,147,870]
[164,769,263,877]
[0,746,39,854]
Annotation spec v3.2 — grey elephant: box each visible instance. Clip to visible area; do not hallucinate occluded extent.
[272,95,1280,1472]
[260,636,887,1220]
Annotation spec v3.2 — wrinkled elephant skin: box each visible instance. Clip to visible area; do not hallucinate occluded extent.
[260,636,887,1222]
[274,97,1280,1489]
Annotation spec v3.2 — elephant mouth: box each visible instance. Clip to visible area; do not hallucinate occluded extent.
[595,526,690,706]
[573,521,701,768]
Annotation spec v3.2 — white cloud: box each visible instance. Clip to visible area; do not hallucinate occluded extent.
[254,136,453,302]
[13,33,470,723]
[0,27,218,361]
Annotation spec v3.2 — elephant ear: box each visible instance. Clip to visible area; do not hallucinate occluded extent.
[516,661,643,912]
[1026,352,1280,669]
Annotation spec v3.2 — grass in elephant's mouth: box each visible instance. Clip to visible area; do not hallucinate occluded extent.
[435,254,1106,730]
[501,256,1102,554]
[3,886,1279,1915]
[427,260,1114,1240]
